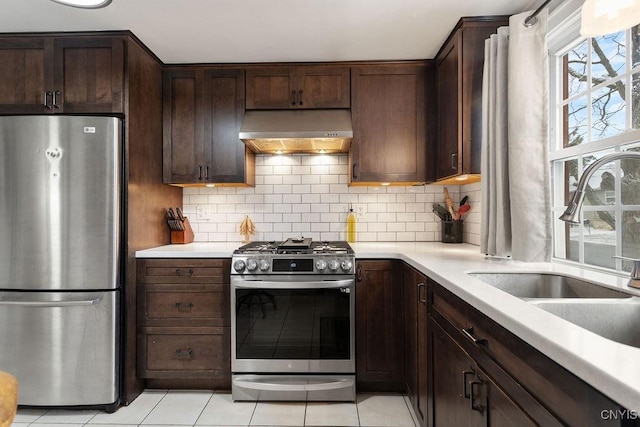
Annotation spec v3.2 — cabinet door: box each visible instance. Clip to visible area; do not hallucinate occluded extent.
[246,67,295,109]
[350,64,427,184]
[203,68,254,184]
[163,69,204,183]
[403,265,428,426]
[0,37,52,113]
[436,32,461,180]
[430,318,485,427]
[296,66,350,109]
[355,260,403,390]
[53,37,124,113]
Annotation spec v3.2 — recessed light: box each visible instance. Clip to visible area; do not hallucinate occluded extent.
[380,182,391,186]
[275,150,284,155]
[50,0,112,9]
[205,184,216,188]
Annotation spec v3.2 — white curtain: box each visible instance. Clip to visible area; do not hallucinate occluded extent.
[481,10,552,262]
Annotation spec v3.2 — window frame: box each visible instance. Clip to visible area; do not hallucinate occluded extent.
[548,2,640,273]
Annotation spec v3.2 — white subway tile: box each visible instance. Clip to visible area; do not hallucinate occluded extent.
[358,193,377,203]
[377,232,397,241]
[273,165,292,175]
[274,184,292,193]
[329,164,348,175]
[347,186,368,194]
[339,194,359,203]
[321,174,340,184]
[330,184,348,194]
[368,222,387,232]
[301,193,322,203]
[258,223,273,232]
[218,204,236,214]
[235,204,255,213]
[311,204,330,213]
[264,194,283,204]
[255,184,274,194]
[264,213,283,223]
[198,223,217,232]
[274,223,292,232]
[292,165,311,175]
[292,204,311,213]
[397,212,416,222]
[254,204,274,213]
[378,213,397,222]
[320,194,339,204]
[282,174,302,185]
[283,194,302,204]
[387,203,406,213]
[302,174,321,184]
[283,213,302,223]
[358,232,377,242]
[320,212,340,223]
[310,165,330,175]
[311,223,330,232]
[274,204,292,213]
[386,187,406,193]
[217,222,236,233]
[397,194,416,203]
[292,184,311,194]
[388,223,406,232]
[246,194,265,204]
[397,232,416,241]
[377,194,397,203]
[406,222,425,232]
[227,213,247,223]
[311,184,330,194]
[406,203,425,213]
[367,203,387,213]
[190,195,209,204]
[301,213,320,222]
[292,222,311,232]
[255,165,273,175]
[264,175,283,185]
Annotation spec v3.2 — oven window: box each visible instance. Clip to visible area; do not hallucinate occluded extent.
[235,288,350,360]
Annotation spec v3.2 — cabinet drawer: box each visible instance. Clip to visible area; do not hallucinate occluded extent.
[137,258,230,284]
[139,327,230,378]
[145,289,225,321]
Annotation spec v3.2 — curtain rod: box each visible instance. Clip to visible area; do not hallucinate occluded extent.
[524,0,556,27]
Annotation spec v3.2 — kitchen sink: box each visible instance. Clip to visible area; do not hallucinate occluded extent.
[467,272,632,299]
[530,299,640,348]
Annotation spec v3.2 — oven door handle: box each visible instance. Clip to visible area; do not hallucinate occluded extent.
[233,279,354,290]
[233,376,355,392]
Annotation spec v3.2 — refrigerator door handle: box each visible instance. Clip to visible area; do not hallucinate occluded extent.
[0,297,102,307]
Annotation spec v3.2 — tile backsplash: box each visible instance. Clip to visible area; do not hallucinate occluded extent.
[183,154,481,244]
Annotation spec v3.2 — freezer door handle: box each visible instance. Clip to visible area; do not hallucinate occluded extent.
[0,297,102,307]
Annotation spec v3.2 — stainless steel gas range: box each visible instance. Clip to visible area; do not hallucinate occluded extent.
[230,238,355,401]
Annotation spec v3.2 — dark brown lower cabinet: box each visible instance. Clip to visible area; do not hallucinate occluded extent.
[137,258,231,389]
[430,317,536,427]
[355,260,404,391]
[403,264,428,426]
[428,279,636,427]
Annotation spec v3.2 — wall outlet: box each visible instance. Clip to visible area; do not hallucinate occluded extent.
[347,204,365,219]
[196,205,216,220]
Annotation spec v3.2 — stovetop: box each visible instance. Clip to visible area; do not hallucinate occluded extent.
[234,238,354,255]
[231,239,354,275]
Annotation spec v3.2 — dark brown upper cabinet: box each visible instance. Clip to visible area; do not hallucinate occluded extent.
[435,17,508,183]
[349,62,433,185]
[163,67,254,186]
[245,65,350,109]
[0,36,124,114]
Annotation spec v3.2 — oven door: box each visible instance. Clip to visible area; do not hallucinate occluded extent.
[231,275,355,374]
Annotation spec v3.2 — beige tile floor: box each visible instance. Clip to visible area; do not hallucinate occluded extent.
[11,391,418,427]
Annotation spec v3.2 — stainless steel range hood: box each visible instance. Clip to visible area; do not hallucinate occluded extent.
[239,109,352,154]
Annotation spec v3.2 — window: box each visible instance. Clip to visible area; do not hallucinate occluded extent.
[550,16,640,274]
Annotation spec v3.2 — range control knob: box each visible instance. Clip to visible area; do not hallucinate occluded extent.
[315,259,327,271]
[246,259,258,272]
[233,259,246,272]
[328,260,340,272]
[341,260,353,272]
[259,259,270,271]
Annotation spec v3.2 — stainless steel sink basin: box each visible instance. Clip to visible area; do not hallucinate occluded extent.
[468,272,632,299]
[530,300,640,348]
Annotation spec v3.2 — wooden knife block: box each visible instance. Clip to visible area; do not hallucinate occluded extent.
[171,217,195,244]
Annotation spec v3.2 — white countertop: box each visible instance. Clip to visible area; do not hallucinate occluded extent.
[136,241,640,411]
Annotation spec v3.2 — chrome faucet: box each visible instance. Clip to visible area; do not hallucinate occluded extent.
[559,151,640,288]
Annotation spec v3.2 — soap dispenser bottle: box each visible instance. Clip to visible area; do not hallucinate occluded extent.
[347,204,357,243]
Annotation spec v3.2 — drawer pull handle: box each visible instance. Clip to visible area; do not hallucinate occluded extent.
[469,380,484,414]
[175,302,194,311]
[417,282,427,304]
[462,370,473,398]
[176,269,195,277]
[298,89,304,106]
[291,90,297,105]
[175,349,194,359]
[462,326,487,346]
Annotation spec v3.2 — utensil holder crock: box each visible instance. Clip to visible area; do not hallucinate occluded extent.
[441,220,463,243]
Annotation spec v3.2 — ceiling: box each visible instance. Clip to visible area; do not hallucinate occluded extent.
[1,0,542,64]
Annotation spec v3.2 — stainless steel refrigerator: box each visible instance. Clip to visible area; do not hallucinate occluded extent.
[0,115,121,409]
